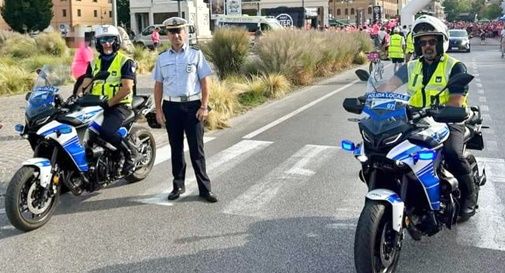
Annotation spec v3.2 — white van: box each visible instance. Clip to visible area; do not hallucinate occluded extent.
[133,24,197,48]
[215,15,283,34]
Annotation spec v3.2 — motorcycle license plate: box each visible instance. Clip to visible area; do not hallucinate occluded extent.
[452,47,459,50]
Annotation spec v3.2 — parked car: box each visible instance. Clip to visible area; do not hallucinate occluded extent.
[133,24,197,49]
[448,29,471,53]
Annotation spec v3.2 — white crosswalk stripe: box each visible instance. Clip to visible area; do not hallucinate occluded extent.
[457,157,505,251]
[153,136,215,166]
[136,140,273,205]
[223,145,340,217]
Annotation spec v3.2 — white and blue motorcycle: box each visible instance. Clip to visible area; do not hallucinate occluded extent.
[342,69,486,273]
[5,65,156,231]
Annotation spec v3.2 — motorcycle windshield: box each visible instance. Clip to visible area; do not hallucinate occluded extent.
[26,65,69,120]
[360,73,411,135]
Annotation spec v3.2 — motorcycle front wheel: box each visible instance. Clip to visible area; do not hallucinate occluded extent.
[354,200,402,273]
[5,166,60,231]
[125,126,156,183]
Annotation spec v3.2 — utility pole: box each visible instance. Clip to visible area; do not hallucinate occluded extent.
[112,0,118,26]
[178,0,182,17]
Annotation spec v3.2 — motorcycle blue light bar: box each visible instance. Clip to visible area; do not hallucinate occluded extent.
[417,150,436,160]
[14,124,24,133]
[341,140,356,152]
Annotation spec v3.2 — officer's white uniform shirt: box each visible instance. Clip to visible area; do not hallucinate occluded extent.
[153,44,213,97]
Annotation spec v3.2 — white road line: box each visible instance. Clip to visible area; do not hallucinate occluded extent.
[475,78,481,83]
[477,89,485,95]
[136,140,274,205]
[473,74,480,77]
[482,114,492,122]
[478,97,487,103]
[457,157,505,251]
[480,105,489,112]
[153,137,215,166]
[223,145,339,217]
[0,208,5,215]
[243,80,360,139]
[476,83,483,88]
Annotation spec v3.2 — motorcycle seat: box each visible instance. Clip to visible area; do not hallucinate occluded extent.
[122,110,135,126]
[132,96,147,110]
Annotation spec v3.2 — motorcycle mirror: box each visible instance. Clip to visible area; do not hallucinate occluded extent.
[355,69,370,82]
[343,98,364,114]
[25,92,32,101]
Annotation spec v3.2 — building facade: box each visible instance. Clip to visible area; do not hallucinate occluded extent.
[0,0,113,32]
[329,0,408,24]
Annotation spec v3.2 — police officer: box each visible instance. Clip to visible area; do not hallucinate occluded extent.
[380,15,477,220]
[153,17,217,203]
[79,25,138,174]
[388,27,405,73]
[405,27,415,62]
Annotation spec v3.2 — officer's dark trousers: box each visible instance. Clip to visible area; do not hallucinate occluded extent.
[443,123,472,176]
[163,100,211,194]
[100,105,131,149]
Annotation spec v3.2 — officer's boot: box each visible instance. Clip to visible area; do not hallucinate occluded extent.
[120,140,138,175]
[458,173,478,220]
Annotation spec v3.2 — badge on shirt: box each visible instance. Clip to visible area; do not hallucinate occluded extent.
[186,64,195,73]
[435,76,442,83]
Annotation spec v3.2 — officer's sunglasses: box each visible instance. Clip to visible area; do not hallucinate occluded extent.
[168,28,182,34]
[98,37,115,44]
[418,39,437,47]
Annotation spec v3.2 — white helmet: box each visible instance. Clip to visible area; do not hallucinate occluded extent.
[412,15,449,56]
[94,25,121,54]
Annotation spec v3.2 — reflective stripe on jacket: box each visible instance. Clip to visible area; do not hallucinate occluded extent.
[91,52,132,105]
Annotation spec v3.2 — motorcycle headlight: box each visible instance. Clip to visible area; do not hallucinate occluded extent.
[361,130,373,143]
[382,133,402,146]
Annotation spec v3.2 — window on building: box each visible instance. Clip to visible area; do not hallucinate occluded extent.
[368,7,372,14]
[345,8,348,15]
[94,10,98,17]
[62,9,66,17]
[351,8,355,15]
[93,0,97,2]
[337,9,341,16]
[77,9,81,16]
[109,11,112,17]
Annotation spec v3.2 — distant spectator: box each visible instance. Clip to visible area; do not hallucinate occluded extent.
[151,27,161,49]
[71,36,94,80]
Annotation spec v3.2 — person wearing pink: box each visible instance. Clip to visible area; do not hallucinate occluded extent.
[151,27,161,49]
[71,37,94,79]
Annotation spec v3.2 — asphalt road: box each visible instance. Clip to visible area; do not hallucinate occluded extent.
[1,44,504,273]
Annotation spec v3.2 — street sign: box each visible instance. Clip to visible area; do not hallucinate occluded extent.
[275,13,294,27]
[373,5,382,23]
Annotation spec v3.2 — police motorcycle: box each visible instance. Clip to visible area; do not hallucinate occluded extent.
[5,65,156,231]
[341,69,486,273]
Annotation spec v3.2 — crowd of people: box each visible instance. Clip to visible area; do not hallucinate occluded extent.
[448,20,505,38]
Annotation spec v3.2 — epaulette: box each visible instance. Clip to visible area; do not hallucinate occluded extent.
[190,45,200,51]
[158,49,168,55]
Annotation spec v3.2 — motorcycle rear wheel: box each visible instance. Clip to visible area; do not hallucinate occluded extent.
[354,200,402,273]
[5,166,60,231]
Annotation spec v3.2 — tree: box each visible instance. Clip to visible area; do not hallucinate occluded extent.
[117,0,131,29]
[0,0,53,33]
[480,3,503,20]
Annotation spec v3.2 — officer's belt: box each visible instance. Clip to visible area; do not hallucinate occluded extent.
[163,93,201,102]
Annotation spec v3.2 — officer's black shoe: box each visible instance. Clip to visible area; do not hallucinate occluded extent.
[199,192,218,203]
[458,174,478,221]
[168,187,185,200]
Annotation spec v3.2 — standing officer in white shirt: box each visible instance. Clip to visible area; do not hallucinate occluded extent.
[152,17,217,203]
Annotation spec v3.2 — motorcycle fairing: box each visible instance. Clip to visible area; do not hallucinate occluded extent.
[366,189,405,232]
[22,158,52,188]
[67,106,102,124]
[387,140,442,210]
[37,121,88,172]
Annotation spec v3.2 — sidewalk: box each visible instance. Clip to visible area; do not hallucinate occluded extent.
[0,73,168,194]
